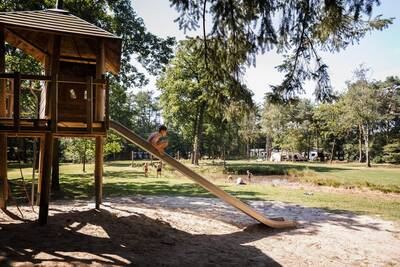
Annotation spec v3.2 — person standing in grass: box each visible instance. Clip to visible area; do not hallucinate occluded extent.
[143,162,149,177]
[148,125,169,153]
[156,162,162,178]
[246,170,252,183]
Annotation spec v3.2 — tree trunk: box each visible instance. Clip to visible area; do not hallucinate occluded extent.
[51,138,60,192]
[358,124,363,162]
[191,107,199,164]
[330,139,336,164]
[192,102,205,165]
[246,141,250,160]
[363,124,371,167]
[82,155,86,172]
[82,143,86,172]
[265,136,269,161]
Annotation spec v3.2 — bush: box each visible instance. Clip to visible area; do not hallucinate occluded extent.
[372,155,384,164]
[383,140,400,164]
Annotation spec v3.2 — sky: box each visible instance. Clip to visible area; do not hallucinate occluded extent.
[131,0,400,104]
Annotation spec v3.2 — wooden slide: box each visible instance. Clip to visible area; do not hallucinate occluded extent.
[110,120,297,229]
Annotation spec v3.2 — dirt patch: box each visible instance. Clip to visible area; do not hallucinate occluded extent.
[1,196,399,266]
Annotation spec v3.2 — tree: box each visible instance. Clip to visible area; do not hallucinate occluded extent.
[314,101,348,163]
[170,0,392,102]
[238,110,260,159]
[343,67,381,167]
[64,139,95,172]
[261,100,288,158]
[157,39,254,165]
[104,133,123,160]
[261,98,313,160]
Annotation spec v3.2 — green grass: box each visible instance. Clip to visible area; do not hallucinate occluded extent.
[224,160,400,193]
[6,160,400,222]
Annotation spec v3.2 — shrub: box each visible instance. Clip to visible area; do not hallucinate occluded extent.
[372,155,384,164]
[383,140,400,164]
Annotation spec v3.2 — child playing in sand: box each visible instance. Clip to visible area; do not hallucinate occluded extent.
[148,125,168,153]
[143,162,148,177]
[156,162,162,178]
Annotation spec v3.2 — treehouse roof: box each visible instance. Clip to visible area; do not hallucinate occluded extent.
[0,9,122,74]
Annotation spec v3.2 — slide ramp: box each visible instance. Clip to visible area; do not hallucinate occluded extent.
[110,120,296,229]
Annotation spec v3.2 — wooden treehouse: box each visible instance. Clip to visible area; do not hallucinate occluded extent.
[0,5,122,224]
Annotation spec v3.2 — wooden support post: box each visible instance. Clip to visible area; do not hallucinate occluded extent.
[50,74,58,132]
[51,138,60,192]
[94,38,106,209]
[0,135,7,209]
[105,76,110,130]
[0,25,6,116]
[95,39,105,122]
[95,136,104,209]
[13,72,20,131]
[86,76,93,133]
[36,136,45,205]
[49,35,60,130]
[38,132,54,225]
[8,80,14,118]
[0,25,8,209]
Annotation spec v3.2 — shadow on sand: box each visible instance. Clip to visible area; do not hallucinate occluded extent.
[0,208,283,266]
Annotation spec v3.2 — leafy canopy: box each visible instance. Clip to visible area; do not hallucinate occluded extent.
[170,0,392,102]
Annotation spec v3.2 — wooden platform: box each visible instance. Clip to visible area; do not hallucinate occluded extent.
[0,118,106,137]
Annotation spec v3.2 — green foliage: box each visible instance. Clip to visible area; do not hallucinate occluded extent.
[63,138,95,164]
[157,39,254,161]
[104,132,123,158]
[170,0,393,102]
[383,140,400,164]
[261,71,400,165]
[261,98,314,154]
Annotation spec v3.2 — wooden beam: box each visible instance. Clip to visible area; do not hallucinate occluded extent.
[38,132,54,225]
[5,28,48,57]
[94,38,106,209]
[50,35,61,132]
[86,76,93,133]
[51,138,60,192]
[60,56,96,65]
[13,72,20,131]
[0,25,8,209]
[36,136,45,205]
[95,38,105,122]
[0,26,6,116]
[7,80,13,118]
[95,136,103,209]
[105,76,109,130]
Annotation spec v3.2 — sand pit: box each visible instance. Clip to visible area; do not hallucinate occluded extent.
[1,196,399,266]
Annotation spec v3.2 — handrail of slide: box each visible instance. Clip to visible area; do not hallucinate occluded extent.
[109,120,297,229]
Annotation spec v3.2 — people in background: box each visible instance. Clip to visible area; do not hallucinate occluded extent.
[246,170,252,183]
[143,162,148,177]
[236,177,246,185]
[156,162,162,178]
[148,125,168,153]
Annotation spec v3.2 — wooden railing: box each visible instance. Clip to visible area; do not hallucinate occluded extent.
[0,72,108,134]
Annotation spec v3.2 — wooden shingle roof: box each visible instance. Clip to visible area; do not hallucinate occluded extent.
[0,9,119,39]
[0,9,122,74]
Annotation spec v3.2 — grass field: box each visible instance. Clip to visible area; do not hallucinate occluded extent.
[6,160,400,222]
[224,160,400,193]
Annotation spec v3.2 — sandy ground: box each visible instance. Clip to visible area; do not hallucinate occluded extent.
[1,196,400,266]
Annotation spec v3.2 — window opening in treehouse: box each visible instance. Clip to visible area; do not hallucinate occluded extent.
[69,89,77,99]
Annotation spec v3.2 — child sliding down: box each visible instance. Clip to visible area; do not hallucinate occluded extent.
[148,125,168,153]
